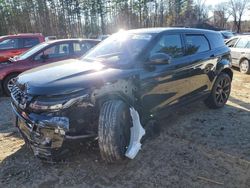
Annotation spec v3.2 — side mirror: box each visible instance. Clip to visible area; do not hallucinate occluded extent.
[148,53,171,65]
[40,54,49,61]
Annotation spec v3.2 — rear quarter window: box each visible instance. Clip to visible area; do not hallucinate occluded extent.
[206,33,225,49]
[23,38,40,48]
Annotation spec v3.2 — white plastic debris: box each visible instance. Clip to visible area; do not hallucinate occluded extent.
[125,107,146,159]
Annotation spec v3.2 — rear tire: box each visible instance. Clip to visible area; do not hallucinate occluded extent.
[205,73,231,109]
[239,59,250,74]
[3,73,18,96]
[98,100,132,163]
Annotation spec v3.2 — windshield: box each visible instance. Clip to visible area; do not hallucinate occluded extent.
[15,42,49,60]
[82,31,153,65]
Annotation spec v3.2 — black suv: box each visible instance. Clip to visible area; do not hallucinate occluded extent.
[11,28,233,162]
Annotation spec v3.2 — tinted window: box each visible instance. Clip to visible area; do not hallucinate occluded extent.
[73,42,83,55]
[235,38,248,48]
[206,33,225,49]
[185,35,210,55]
[226,38,238,47]
[23,38,39,48]
[150,34,184,58]
[0,38,18,49]
[35,43,70,61]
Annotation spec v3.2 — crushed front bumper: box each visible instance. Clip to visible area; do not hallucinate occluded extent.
[12,103,70,160]
[12,103,96,160]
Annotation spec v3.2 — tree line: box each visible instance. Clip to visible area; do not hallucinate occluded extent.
[0,0,249,38]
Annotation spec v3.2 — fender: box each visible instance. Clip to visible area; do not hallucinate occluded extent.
[212,56,233,88]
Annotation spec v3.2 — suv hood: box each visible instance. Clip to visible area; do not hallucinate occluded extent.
[17,59,133,95]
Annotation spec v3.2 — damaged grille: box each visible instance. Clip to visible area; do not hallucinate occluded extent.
[11,84,29,109]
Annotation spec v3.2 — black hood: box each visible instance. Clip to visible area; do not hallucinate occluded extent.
[17,59,137,96]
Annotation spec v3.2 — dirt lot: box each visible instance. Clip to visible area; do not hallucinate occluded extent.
[0,69,249,188]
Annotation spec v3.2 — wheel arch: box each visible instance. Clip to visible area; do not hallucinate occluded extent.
[95,91,135,109]
[221,68,233,80]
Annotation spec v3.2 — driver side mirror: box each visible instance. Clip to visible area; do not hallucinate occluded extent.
[148,53,171,65]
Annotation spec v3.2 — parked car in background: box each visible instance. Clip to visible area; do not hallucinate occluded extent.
[226,35,250,74]
[0,38,100,96]
[11,28,232,162]
[45,36,57,41]
[97,35,110,40]
[220,30,235,41]
[0,33,45,63]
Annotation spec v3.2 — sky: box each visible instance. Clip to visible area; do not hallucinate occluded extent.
[204,0,250,20]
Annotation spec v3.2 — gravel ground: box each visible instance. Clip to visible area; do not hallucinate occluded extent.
[0,69,249,188]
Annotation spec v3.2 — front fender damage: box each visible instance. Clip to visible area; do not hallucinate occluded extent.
[126,107,145,159]
[14,77,145,160]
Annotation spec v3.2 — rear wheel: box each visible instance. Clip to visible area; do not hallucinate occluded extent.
[239,59,250,74]
[3,74,18,96]
[205,73,231,109]
[98,100,132,163]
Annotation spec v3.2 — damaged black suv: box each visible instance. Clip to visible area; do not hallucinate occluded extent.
[11,28,233,162]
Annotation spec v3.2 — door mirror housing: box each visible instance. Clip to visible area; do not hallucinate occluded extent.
[148,53,171,65]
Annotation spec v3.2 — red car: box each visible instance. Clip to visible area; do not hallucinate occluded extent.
[0,38,100,96]
[0,33,45,63]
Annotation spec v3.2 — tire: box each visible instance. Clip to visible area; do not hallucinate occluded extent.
[239,59,250,74]
[3,73,18,96]
[98,100,132,163]
[205,73,231,109]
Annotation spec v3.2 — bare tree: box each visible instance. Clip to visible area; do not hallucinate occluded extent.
[214,2,231,29]
[194,0,207,22]
[227,0,250,33]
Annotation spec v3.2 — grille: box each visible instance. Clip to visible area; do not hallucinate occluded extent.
[11,84,29,109]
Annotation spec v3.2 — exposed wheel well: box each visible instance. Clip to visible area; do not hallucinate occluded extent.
[221,68,233,80]
[3,72,20,83]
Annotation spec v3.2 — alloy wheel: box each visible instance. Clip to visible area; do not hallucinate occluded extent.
[7,77,16,93]
[215,78,230,105]
[240,60,249,74]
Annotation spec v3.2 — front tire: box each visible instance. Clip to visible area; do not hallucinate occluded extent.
[239,59,250,74]
[98,100,132,163]
[3,74,18,96]
[205,73,231,109]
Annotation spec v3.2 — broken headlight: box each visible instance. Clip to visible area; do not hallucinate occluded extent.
[29,94,89,112]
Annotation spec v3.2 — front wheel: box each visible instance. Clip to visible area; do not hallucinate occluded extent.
[239,59,250,74]
[98,100,132,163]
[204,73,231,109]
[3,74,18,96]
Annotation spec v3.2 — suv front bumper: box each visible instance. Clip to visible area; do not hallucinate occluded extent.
[12,103,69,160]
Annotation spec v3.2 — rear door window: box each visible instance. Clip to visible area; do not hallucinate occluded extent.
[23,38,40,48]
[150,34,184,58]
[185,35,210,55]
[246,41,250,49]
[73,42,83,55]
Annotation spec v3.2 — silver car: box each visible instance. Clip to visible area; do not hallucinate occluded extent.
[226,35,250,74]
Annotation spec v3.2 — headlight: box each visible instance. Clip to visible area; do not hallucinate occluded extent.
[29,94,89,111]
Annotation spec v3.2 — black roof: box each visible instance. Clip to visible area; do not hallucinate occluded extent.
[128,27,218,35]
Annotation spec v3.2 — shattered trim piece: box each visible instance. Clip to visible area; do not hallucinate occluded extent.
[125,107,145,159]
